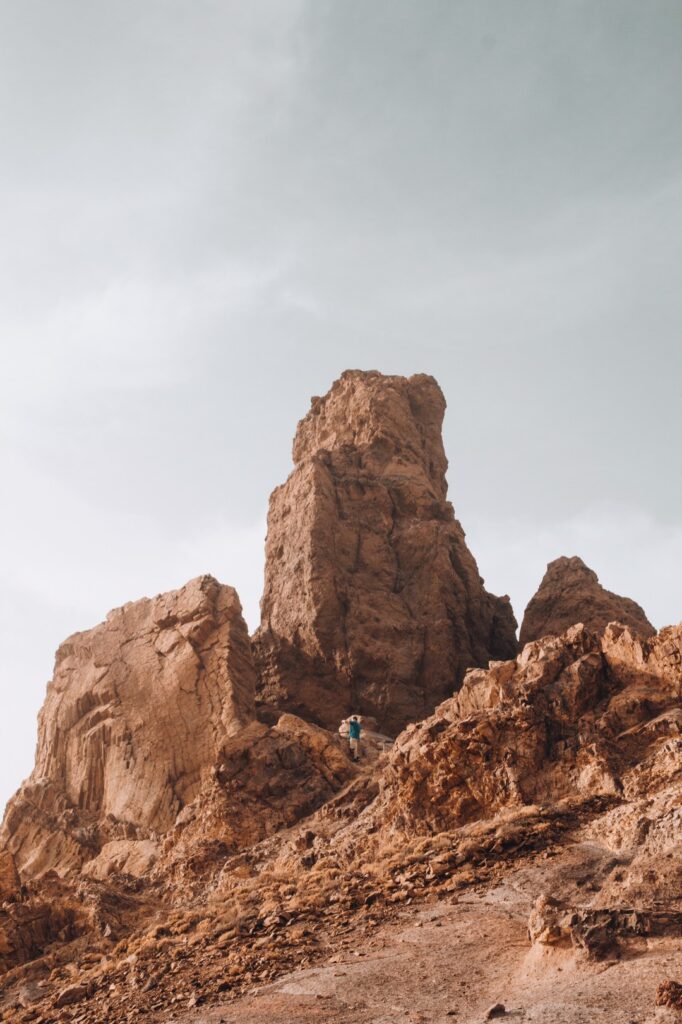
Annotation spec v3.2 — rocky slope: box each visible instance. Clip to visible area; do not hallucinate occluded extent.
[379,621,679,835]
[254,370,517,734]
[520,555,655,645]
[0,371,679,1024]
[1,620,679,1023]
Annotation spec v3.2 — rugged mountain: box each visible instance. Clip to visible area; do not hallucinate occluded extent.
[0,371,679,1024]
[2,620,679,1024]
[253,370,517,734]
[519,555,655,646]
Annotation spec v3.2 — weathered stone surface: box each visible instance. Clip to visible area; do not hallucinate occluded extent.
[155,713,357,888]
[1,370,679,1024]
[378,622,681,835]
[657,979,682,1010]
[0,872,88,974]
[0,575,257,878]
[0,852,20,902]
[254,370,517,734]
[520,555,655,646]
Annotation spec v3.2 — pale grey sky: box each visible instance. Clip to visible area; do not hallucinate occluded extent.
[1,0,681,814]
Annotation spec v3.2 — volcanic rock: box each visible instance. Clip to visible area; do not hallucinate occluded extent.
[520,556,655,646]
[0,575,257,879]
[254,370,517,734]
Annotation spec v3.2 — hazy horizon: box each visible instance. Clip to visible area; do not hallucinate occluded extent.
[2,0,681,815]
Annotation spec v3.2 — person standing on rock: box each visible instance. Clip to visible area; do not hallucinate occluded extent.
[348,715,362,761]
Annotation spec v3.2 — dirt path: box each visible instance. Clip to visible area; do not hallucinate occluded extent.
[171,882,682,1024]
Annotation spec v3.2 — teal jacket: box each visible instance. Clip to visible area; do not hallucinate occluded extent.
[349,719,361,740]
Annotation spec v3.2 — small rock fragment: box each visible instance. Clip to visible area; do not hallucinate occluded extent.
[656,979,682,1010]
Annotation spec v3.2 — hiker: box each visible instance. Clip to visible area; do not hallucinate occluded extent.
[348,715,362,761]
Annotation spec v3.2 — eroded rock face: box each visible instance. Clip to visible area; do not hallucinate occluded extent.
[254,370,517,734]
[154,713,357,890]
[0,575,257,878]
[520,556,655,646]
[0,852,19,902]
[379,622,681,835]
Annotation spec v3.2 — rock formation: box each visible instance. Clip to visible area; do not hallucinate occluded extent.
[0,575,258,878]
[379,622,680,835]
[1,370,679,1024]
[519,555,655,646]
[254,370,517,734]
[154,713,357,890]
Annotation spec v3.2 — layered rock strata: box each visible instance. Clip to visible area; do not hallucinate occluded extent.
[520,555,655,645]
[0,575,257,878]
[254,370,517,734]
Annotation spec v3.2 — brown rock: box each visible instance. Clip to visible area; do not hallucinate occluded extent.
[54,982,88,1007]
[656,979,682,1010]
[0,871,88,973]
[254,370,517,734]
[156,713,357,884]
[1,575,257,878]
[0,851,20,901]
[519,556,655,646]
[378,623,681,835]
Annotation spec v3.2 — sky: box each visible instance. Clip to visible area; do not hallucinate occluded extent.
[1,0,681,815]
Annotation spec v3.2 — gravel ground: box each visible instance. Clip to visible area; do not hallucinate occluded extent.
[172,877,682,1024]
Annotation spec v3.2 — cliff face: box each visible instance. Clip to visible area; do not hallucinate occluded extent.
[0,575,258,878]
[519,556,655,646]
[253,370,517,734]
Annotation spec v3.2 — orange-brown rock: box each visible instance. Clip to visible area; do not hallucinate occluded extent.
[155,713,357,890]
[379,622,681,835]
[657,980,682,1010]
[519,555,655,646]
[254,370,517,734]
[0,854,19,903]
[0,575,257,879]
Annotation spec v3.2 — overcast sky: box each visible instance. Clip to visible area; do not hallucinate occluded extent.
[1,0,681,815]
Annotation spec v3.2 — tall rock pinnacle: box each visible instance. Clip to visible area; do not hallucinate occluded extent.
[253,370,518,733]
[519,555,655,646]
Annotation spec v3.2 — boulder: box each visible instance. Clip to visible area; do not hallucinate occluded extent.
[254,370,517,734]
[520,556,655,646]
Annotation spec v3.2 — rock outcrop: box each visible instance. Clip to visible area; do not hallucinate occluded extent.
[1,592,680,1023]
[0,575,258,879]
[520,556,655,646]
[377,622,681,836]
[254,370,517,734]
[153,713,357,890]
